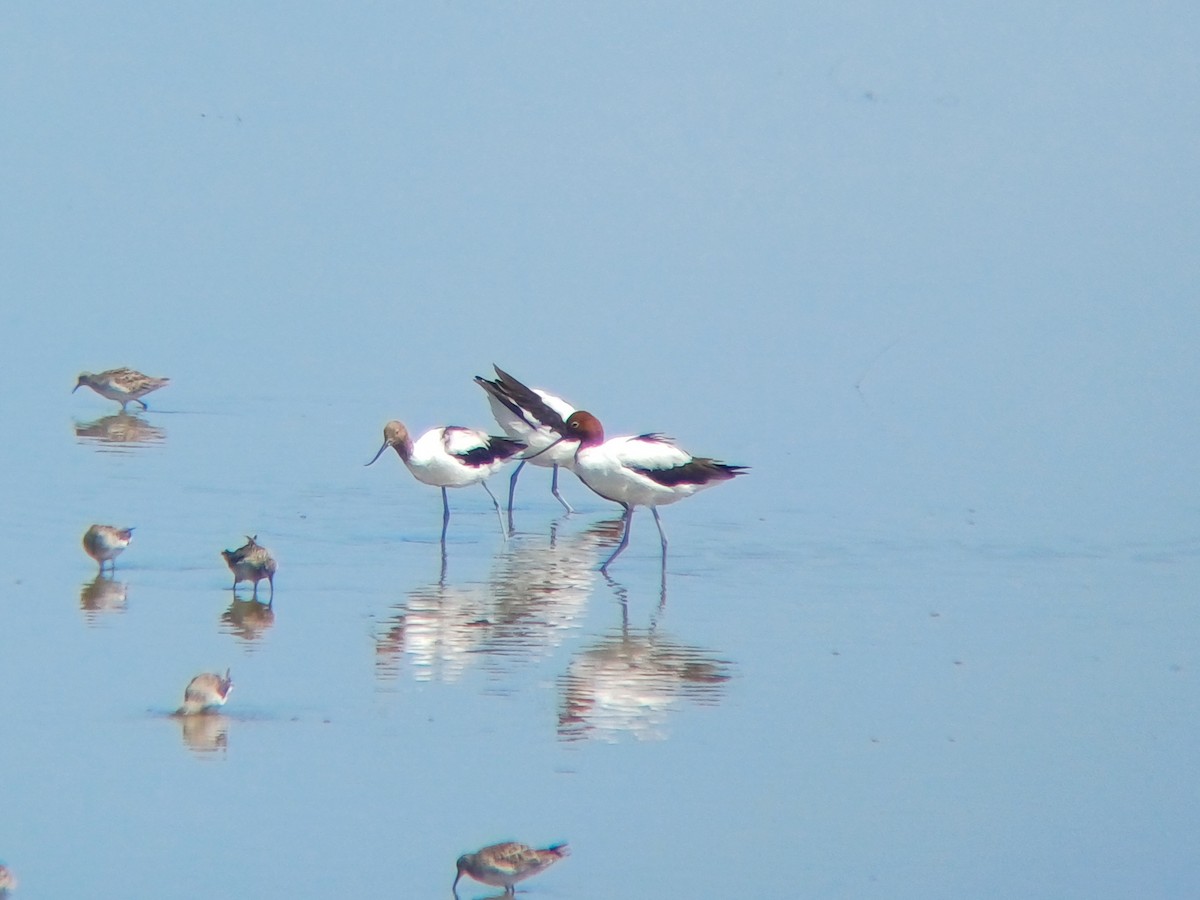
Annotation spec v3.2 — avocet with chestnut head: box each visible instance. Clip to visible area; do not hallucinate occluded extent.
[367,420,525,541]
[553,411,747,571]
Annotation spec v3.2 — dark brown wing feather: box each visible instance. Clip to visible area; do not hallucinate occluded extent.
[491,365,570,434]
[633,458,748,487]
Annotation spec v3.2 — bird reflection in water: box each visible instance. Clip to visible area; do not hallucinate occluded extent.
[74,412,166,450]
[0,862,16,895]
[177,711,230,756]
[478,518,623,676]
[220,596,275,644]
[557,577,733,742]
[374,578,491,684]
[373,518,623,684]
[79,574,128,622]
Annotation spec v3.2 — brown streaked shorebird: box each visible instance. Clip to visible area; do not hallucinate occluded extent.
[73,367,170,410]
[453,842,569,896]
[178,669,233,715]
[221,535,276,599]
[82,524,133,572]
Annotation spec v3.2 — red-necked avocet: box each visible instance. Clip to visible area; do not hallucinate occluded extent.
[553,411,747,571]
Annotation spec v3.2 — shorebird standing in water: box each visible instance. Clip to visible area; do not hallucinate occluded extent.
[0,862,16,894]
[554,411,747,572]
[178,670,233,715]
[82,524,133,572]
[453,842,569,896]
[73,367,170,410]
[221,535,277,599]
[366,420,525,541]
[475,364,580,515]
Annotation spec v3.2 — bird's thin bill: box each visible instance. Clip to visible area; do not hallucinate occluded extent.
[524,435,567,461]
[365,442,390,466]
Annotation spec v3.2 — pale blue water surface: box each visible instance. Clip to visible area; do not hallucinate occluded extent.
[1,3,1198,898]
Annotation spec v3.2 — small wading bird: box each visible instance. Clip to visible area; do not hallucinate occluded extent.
[475,364,579,515]
[221,535,277,599]
[178,669,233,715]
[82,524,134,572]
[366,420,525,541]
[0,862,15,893]
[73,367,170,410]
[453,842,569,896]
[548,411,747,572]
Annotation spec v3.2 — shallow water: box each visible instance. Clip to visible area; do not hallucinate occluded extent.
[3,4,1199,899]
[3,378,1196,898]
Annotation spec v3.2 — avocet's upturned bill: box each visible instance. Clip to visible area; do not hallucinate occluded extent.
[558,410,747,571]
[366,420,525,541]
[475,364,579,514]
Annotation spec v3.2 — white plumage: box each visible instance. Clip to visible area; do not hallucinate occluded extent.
[475,365,579,514]
[367,419,526,540]
[561,411,747,571]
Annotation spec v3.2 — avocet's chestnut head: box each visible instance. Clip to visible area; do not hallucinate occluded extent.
[366,420,412,465]
[563,411,605,446]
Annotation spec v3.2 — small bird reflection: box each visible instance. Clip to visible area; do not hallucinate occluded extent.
[478,518,623,675]
[374,579,491,684]
[557,579,733,742]
[74,412,166,450]
[176,711,230,756]
[220,596,275,644]
[79,574,128,621]
[0,862,16,894]
[373,519,622,683]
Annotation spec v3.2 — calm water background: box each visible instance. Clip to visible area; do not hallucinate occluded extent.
[2,4,1198,898]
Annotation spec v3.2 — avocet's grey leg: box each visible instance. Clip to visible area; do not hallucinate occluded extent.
[652,506,668,574]
[600,504,634,572]
[507,460,526,513]
[550,464,574,514]
[481,481,507,538]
